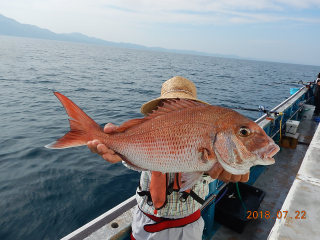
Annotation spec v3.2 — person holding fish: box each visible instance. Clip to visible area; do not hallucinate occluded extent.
[82,76,278,240]
[46,75,278,239]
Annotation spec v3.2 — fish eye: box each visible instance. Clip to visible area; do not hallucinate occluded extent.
[239,127,250,137]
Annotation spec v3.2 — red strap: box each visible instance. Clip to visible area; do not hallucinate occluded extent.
[143,212,163,222]
[143,210,201,233]
[131,232,136,240]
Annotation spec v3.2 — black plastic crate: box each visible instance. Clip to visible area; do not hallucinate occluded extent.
[214,182,265,233]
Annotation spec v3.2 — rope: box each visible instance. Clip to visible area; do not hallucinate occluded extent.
[274,113,284,143]
[235,182,247,218]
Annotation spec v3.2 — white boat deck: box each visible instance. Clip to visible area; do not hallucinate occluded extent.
[268,120,320,239]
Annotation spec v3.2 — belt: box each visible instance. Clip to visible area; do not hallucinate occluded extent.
[142,209,201,233]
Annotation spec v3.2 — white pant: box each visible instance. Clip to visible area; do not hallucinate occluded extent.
[131,206,204,240]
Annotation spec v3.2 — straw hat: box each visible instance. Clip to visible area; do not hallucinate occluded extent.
[140,76,210,115]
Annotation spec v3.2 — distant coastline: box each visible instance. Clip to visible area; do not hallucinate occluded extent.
[0,13,261,62]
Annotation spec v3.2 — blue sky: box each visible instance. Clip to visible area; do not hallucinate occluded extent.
[1,0,320,66]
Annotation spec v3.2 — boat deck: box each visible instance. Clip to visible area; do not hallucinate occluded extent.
[268,118,320,239]
[212,117,319,240]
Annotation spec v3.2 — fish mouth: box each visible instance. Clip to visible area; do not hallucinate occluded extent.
[263,145,280,164]
[266,145,280,158]
[253,144,280,165]
[254,144,279,158]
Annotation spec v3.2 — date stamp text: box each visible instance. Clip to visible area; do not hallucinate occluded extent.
[247,211,306,219]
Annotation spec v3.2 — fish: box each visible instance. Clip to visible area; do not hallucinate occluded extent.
[46,92,279,190]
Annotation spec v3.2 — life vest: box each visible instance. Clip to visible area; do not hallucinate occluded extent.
[137,171,205,214]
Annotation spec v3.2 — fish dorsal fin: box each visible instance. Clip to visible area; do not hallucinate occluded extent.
[147,98,205,118]
[114,99,206,133]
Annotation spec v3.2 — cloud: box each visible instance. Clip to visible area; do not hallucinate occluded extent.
[93,0,320,26]
[96,0,320,12]
[1,0,320,28]
[273,0,320,9]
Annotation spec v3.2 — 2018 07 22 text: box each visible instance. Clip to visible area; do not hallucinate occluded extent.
[247,211,306,219]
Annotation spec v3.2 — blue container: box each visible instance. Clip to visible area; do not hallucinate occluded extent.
[290,88,299,95]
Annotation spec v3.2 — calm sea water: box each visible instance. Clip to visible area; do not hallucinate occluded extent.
[0,35,318,240]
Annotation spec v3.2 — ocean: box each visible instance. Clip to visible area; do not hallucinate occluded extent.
[0,35,318,240]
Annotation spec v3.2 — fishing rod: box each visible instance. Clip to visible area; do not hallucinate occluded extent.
[200,182,228,211]
[269,95,314,139]
[231,106,283,117]
[297,80,318,86]
[232,79,317,115]
[251,80,316,97]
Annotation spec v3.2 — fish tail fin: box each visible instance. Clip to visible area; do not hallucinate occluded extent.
[45,92,103,149]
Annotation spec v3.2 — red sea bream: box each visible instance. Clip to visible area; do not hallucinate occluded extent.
[46,92,279,190]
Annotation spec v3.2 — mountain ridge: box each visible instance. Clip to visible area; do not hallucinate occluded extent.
[0,13,249,60]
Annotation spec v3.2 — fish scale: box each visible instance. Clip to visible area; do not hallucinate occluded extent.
[102,105,217,173]
[106,123,215,172]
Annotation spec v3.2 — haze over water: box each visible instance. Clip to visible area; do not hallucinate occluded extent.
[0,35,318,240]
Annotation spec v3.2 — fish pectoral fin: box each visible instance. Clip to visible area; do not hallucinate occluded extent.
[200,148,216,163]
[180,172,203,191]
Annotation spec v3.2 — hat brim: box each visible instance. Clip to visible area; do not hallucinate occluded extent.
[140,92,210,115]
